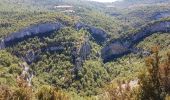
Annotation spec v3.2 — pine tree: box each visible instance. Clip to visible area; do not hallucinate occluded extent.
[139,47,170,100]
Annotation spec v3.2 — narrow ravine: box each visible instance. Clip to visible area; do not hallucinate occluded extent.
[0,20,170,65]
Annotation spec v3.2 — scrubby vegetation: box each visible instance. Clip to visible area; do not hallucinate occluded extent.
[138,47,170,100]
[0,0,170,99]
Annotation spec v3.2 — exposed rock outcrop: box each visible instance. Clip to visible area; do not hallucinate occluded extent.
[0,22,63,48]
[24,45,65,64]
[41,45,65,53]
[110,13,121,17]
[79,41,91,61]
[89,27,108,44]
[0,40,5,49]
[19,62,33,87]
[1,20,169,64]
[0,22,94,65]
[75,23,108,44]
[0,22,108,50]
[101,42,131,63]
[71,37,91,77]
[102,21,170,63]
[72,41,91,70]
[24,51,40,64]
[152,11,170,20]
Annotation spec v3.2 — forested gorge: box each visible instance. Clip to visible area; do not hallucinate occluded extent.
[0,0,170,99]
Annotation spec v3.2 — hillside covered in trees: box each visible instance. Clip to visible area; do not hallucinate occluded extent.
[0,0,170,99]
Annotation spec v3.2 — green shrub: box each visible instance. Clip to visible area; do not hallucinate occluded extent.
[36,85,70,100]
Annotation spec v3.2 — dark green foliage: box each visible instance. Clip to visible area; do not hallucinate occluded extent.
[0,50,21,86]
[0,50,19,67]
[71,60,110,95]
[0,0,170,99]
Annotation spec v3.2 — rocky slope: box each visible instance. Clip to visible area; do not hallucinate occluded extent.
[1,20,170,64]
[0,0,170,98]
[102,20,170,63]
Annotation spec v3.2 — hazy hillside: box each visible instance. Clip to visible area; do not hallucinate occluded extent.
[111,0,170,8]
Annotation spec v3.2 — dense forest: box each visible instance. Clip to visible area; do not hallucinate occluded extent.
[0,0,170,99]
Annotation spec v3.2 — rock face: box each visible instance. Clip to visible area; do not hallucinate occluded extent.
[102,21,170,63]
[1,20,170,64]
[24,45,65,64]
[24,51,40,64]
[41,45,65,53]
[0,22,95,66]
[88,27,108,44]
[79,41,91,61]
[0,22,108,49]
[152,11,170,20]
[131,21,170,43]
[0,40,5,49]
[110,13,121,17]
[71,40,91,75]
[75,23,108,44]
[74,23,89,30]
[101,42,131,63]
[1,22,63,48]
